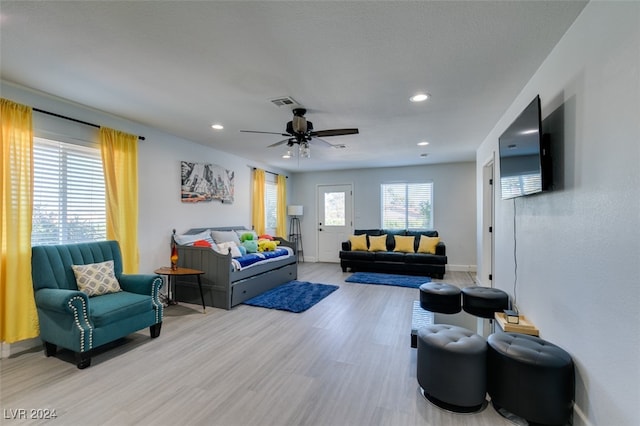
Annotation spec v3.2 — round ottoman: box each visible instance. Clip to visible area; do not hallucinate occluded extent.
[419,282,461,314]
[487,333,575,425]
[417,324,487,413]
[461,286,509,318]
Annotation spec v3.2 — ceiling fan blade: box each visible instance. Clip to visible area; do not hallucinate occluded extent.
[311,137,334,147]
[267,139,291,148]
[241,130,291,136]
[311,128,359,137]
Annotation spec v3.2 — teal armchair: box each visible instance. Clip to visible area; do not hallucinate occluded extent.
[31,241,163,369]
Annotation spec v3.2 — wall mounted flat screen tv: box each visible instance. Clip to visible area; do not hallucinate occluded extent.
[499,95,551,200]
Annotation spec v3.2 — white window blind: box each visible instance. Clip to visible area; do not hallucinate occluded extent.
[32,137,106,245]
[381,182,433,229]
[264,176,278,233]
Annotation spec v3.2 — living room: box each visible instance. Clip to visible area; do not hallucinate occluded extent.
[2,2,638,426]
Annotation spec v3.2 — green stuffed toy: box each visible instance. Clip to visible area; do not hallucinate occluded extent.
[240,232,255,243]
[242,240,258,253]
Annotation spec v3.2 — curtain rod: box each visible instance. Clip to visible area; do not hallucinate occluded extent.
[33,107,146,141]
[252,167,288,178]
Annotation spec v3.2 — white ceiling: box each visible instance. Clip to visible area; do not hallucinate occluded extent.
[0,1,587,172]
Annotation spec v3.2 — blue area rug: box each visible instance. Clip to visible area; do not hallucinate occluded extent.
[243,280,339,313]
[345,272,431,288]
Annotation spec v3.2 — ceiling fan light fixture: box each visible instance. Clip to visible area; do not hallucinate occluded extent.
[410,92,431,103]
[300,142,311,158]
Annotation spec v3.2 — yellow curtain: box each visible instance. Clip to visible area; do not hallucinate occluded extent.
[275,174,287,238]
[100,127,139,273]
[0,98,39,343]
[252,169,265,235]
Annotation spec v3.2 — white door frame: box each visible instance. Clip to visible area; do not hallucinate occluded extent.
[481,155,495,287]
[316,183,353,263]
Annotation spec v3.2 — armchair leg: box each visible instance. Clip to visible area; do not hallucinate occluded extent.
[150,322,162,338]
[75,352,91,369]
[43,342,57,357]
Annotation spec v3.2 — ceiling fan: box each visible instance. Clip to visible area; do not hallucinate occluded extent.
[240,108,358,157]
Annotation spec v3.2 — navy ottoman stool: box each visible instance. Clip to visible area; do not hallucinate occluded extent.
[487,332,575,425]
[417,324,487,413]
[419,282,461,314]
[461,286,509,318]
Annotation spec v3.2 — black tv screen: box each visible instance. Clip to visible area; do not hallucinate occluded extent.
[499,95,550,200]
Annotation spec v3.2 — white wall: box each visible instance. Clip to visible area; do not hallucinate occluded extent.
[292,162,477,270]
[1,82,288,276]
[476,3,639,425]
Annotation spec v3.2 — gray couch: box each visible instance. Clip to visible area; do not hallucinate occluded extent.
[174,227,297,309]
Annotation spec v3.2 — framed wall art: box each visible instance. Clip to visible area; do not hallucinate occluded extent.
[181,161,235,203]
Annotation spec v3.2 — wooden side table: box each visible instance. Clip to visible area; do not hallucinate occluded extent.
[154,266,206,313]
[494,312,539,336]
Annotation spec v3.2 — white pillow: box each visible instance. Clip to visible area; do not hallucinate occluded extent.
[217,241,242,258]
[211,230,241,246]
[72,261,122,297]
[174,229,215,246]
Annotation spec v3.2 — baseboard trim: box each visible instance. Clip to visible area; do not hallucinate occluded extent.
[572,402,593,426]
[1,337,40,359]
[446,264,477,273]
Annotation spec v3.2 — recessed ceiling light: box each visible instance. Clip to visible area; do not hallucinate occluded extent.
[410,92,430,102]
[417,141,430,146]
[211,124,224,130]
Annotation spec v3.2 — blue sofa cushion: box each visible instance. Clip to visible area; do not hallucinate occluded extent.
[89,292,154,328]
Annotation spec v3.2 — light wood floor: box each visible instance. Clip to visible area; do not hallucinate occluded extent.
[1,263,512,426]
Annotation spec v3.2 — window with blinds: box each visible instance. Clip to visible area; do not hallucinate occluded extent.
[32,137,106,245]
[264,177,278,234]
[381,182,433,229]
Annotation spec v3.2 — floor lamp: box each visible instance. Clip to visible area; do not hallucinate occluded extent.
[288,205,304,262]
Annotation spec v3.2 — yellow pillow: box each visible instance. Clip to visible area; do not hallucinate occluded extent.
[418,236,440,254]
[349,234,368,251]
[368,234,388,252]
[393,235,415,253]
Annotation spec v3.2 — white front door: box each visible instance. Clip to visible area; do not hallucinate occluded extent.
[317,184,353,263]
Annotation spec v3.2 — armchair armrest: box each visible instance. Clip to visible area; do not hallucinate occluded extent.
[35,288,89,314]
[35,288,94,353]
[119,274,164,296]
[119,275,164,317]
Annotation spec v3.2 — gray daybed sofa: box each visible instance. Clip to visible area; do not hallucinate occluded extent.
[173,227,297,310]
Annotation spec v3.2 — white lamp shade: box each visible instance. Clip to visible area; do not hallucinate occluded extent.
[288,205,303,216]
